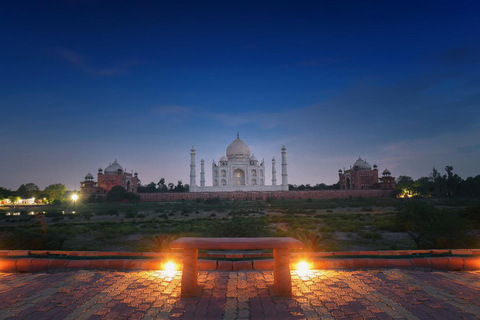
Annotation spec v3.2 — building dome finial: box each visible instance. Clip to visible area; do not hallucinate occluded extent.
[237,131,239,139]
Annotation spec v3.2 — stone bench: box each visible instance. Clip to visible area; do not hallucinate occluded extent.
[169,237,303,297]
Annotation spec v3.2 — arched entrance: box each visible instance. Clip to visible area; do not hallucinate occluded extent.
[346,177,351,189]
[126,181,131,192]
[233,169,245,186]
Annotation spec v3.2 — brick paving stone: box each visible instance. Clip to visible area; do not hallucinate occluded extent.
[1,269,480,319]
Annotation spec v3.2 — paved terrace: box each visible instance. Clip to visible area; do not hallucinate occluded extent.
[1,269,480,320]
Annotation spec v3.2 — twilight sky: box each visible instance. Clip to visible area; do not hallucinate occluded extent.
[1,1,480,191]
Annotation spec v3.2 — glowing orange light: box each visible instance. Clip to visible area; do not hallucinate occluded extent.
[164,262,177,272]
[296,261,310,272]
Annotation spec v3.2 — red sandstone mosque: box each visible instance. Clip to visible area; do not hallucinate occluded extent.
[80,160,138,196]
[338,157,395,190]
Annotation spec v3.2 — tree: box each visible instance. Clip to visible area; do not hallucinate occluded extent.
[430,167,447,197]
[8,196,21,204]
[396,176,414,190]
[413,177,433,197]
[457,175,480,197]
[444,166,462,196]
[173,181,185,192]
[0,187,14,199]
[43,184,67,203]
[396,201,471,249]
[157,178,168,192]
[16,183,40,199]
[106,186,127,202]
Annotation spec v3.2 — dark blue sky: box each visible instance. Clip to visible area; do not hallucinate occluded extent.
[1,1,479,190]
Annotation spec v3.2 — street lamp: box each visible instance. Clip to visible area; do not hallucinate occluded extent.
[71,194,78,213]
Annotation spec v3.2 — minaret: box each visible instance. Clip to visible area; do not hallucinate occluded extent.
[190,146,196,187]
[200,159,205,187]
[272,157,277,186]
[281,145,288,186]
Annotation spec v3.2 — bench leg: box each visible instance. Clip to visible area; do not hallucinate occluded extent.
[181,248,198,297]
[273,248,292,296]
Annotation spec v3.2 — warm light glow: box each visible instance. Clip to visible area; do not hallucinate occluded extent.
[297,261,310,272]
[71,194,79,201]
[164,262,177,272]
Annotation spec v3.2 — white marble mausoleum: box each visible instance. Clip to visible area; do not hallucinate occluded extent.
[189,133,289,192]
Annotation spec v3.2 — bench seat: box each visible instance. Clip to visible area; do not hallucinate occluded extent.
[170,237,303,297]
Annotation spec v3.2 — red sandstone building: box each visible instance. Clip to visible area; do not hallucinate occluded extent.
[338,157,395,190]
[80,159,138,196]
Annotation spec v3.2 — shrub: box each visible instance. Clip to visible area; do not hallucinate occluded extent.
[207,217,270,237]
[396,201,474,249]
[125,211,137,219]
[205,197,221,205]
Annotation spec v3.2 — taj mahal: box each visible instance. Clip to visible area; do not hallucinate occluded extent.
[189,133,289,192]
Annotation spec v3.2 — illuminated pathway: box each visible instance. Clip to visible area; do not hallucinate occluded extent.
[1,270,480,319]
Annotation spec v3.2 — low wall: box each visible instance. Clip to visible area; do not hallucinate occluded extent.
[1,249,479,273]
[138,189,392,202]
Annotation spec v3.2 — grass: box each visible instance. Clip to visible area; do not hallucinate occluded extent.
[0,197,478,252]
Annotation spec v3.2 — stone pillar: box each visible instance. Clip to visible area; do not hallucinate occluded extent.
[200,159,205,187]
[272,157,277,186]
[190,147,196,187]
[281,146,288,186]
[273,248,292,296]
[180,248,198,297]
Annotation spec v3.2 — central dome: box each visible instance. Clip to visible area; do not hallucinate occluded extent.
[226,137,251,160]
[353,156,372,170]
[104,159,123,174]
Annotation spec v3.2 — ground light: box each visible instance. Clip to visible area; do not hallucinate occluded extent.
[296,261,310,272]
[164,262,176,272]
[164,262,177,276]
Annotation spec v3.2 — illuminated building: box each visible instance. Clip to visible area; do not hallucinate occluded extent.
[189,133,289,192]
[80,159,138,195]
[338,157,395,190]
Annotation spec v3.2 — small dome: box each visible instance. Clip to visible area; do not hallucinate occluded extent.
[383,169,391,175]
[104,159,123,174]
[220,156,228,162]
[250,154,258,161]
[226,136,251,160]
[98,167,103,172]
[85,172,94,180]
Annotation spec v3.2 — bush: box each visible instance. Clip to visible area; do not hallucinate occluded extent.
[205,197,221,205]
[125,211,137,219]
[207,217,270,237]
[396,201,475,249]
